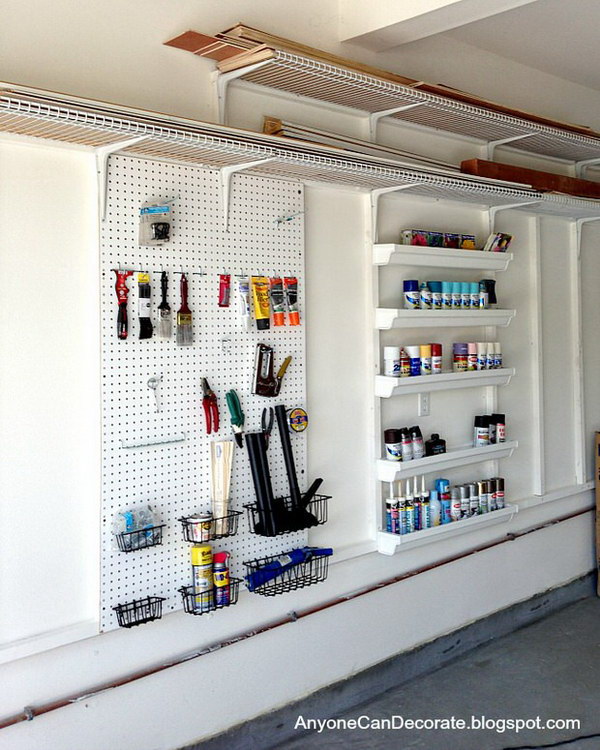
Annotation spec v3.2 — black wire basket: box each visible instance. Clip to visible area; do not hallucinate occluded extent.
[178,578,241,616]
[243,551,331,597]
[178,510,242,543]
[114,524,165,552]
[113,596,165,628]
[243,494,330,537]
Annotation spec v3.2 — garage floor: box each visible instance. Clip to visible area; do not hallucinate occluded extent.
[275,597,600,750]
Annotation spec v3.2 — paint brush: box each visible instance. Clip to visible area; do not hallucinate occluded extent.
[157,271,171,339]
[137,273,153,339]
[176,273,193,346]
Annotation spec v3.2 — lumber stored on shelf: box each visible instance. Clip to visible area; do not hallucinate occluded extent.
[461,159,600,199]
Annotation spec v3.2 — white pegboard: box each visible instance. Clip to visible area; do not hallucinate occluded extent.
[100,155,307,631]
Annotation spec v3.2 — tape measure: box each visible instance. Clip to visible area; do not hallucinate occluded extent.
[287,407,308,433]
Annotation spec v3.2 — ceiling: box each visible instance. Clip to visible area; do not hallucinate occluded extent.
[443,0,600,92]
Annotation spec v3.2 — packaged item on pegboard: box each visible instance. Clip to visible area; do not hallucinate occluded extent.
[139,200,171,245]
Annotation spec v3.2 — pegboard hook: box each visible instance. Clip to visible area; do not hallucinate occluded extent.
[219,159,275,232]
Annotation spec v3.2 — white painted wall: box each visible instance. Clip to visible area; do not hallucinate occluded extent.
[0,2,598,749]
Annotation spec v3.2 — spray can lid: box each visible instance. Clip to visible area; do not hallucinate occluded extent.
[491,413,506,422]
[430,343,442,355]
[383,346,401,358]
[213,551,229,567]
[403,280,419,291]
[384,428,402,442]
[191,545,213,566]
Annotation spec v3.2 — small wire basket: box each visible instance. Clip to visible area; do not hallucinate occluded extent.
[178,578,241,616]
[178,510,241,543]
[243,551,330,597]
[113,596,165,628]
[114,524,165,552]
[244,494,330,537]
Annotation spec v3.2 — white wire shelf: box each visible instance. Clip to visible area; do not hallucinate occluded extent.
[377,504,518,555]
[229,50,600,164]
[2,86,600,220]
[375,368,515,397]
[376,308,516,329]
[376,441,519,482]
[373,244,513,271]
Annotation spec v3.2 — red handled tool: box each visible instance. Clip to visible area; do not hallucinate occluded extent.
[201,378,219,434]
[113,270,133,339]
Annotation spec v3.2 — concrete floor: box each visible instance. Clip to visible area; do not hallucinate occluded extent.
[275,598,600,750]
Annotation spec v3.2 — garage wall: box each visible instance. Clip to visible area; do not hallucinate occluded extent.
[0,2,598,749]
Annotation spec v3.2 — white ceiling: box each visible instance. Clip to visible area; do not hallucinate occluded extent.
[444,0,600,92]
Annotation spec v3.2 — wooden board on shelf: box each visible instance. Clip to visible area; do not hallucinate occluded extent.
[164,30,247,61]
[461,159,600,198]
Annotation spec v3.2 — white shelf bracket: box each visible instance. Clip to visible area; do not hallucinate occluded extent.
[214,61,272,125]
[488,200,540,234]
[220,159,275,231]
[367,103,424,142]
[485,133,536,160]
[95,136,149,221]
[574,157,600,178]
[370,184,423,242]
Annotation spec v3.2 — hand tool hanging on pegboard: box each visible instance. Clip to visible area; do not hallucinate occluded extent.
[225,390,244,447]
[201,378,219,434]
[176,272,193,346]
[137,273,153,339]
[252,343,292,397]
[113,270,133,340]
[157,271,171,339]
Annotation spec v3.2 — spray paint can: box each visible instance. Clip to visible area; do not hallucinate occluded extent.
[460,282,471,309]
[383,346,401,377]
[429,489,441,526]
[410,425,425,460]
[403,280,421,310]
[478,480,489,514]
[493,477,505,509]
[453,342,468,372]
[467,342,477,371]
[384,428,403,461]
[420,476,431,529]
[491,413,506,443]
[400,427,413,461]
[437,479,451,524]
[451,281,462,308]
[468,483,479,516]
[450,487,462,521]
[431,343,443,374]
[474,416,490,447]
[419,282,433,310]
[191,544,214,613]
[486,342,495,370]
[400,348,411,377]
[405,345,421,377]
[420,344,432,376]
[476,342,487,371]
[429,281,442,310]
[494,342,502,369]
[441,281,453,309]
[459,484,470,518]
[213,551,231,607]
[488,480,498,512]
[470,282,479,308]
[478,280,489,309]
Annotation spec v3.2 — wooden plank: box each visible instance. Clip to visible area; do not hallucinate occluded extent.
[461,159,600,199]
[164,31,245,61]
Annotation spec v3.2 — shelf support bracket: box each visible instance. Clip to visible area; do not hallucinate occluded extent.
[220,159,275,231]
[569,217,600,485]
[488,200,540,234]
[95,136,149,221]
[367,103,424,142]
[485,133,535,160]
[214,62,273,125]
[370,184,423,242]
[574,157,600,178]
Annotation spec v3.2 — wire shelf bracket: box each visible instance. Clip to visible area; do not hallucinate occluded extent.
[485,133,536,160]
[214,61,273,125]
[220,158,275,230]
[95,136,149,220]
[367,103,424,142]
[574,157,600,178]
[370,183,424,241]
[488,200,541,233]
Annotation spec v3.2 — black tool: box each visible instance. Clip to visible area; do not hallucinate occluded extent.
[245,432,286,536]
[261,407,274,448]
[252,344,292,397]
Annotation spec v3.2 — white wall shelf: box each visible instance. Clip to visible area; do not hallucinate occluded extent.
[376,308,516,329]
[375,368,515,398]
[373,244,513,271]
[377,504,518,555]
[377,441,519,482]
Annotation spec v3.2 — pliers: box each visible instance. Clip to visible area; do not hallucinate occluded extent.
[201,378,219,434]
[225,389,245,448]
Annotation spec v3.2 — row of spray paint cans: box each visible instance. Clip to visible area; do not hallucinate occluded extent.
[385,475,506,535]
[403,279,497,310]
[383,341,503,378]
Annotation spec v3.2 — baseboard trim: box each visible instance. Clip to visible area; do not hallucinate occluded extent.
[182,572,595,750]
